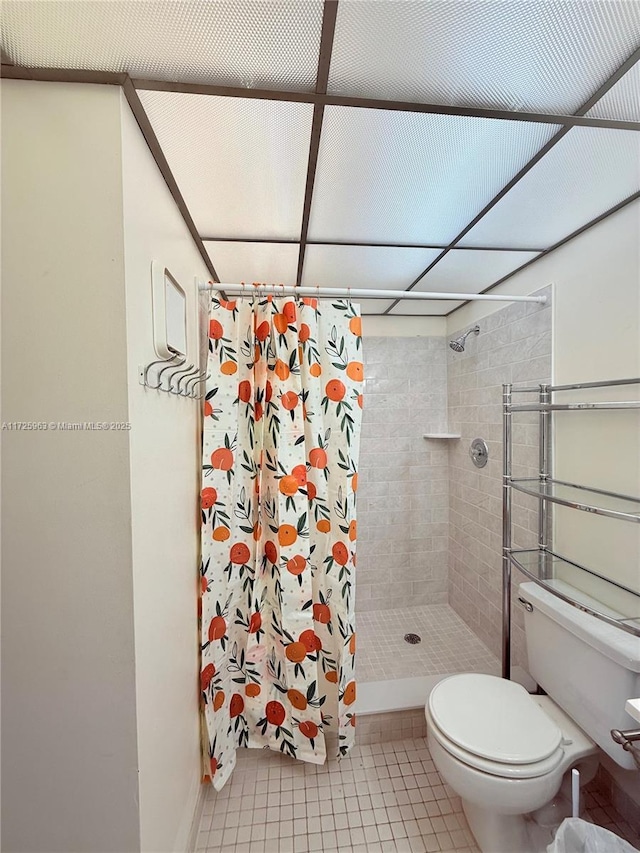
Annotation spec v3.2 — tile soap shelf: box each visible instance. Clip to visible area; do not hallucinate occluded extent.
[423,432,461,439]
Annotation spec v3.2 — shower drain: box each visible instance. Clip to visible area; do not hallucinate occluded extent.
[404,633,422,645]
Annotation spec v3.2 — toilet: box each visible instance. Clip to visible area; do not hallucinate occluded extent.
[425,582,640,853]
[426,673,597,852]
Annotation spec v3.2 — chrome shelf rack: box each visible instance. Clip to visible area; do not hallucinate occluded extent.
[502,377,640,680]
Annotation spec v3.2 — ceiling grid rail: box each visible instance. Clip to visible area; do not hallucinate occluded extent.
[0,64,127,86]
[295,0,338,288]
[121,78,220,284]
[460,189,640,312]
[383,43,640,315]
[201,236,546,253]
[130,77,640,132]
[2,5,639,317]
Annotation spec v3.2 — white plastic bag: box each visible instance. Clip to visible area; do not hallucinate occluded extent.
[547,818,639,853]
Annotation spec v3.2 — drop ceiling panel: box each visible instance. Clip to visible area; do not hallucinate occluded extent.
[390,300,464,316]
[587,64,640,123]
[338,298,394,316]
[328,1,640,114]
[390,249,538,315]
[204,242,299,287]
[308,108,558,244]
[139,91,313,239]
[301,244,443,315]
[459,127,640,249]
[1,1,323,91]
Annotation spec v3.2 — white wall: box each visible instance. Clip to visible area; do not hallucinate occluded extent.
[551,204,640,609]
[119,91,208,853]
[447,201,640,607]
[2,78,210,853]
[362,314,446,337]
[1,80,141,853]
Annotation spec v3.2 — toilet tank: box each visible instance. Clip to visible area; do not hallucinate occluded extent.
[519,581,640,770]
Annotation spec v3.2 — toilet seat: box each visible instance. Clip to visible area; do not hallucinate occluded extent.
[427,674,565,780]
[427,709,565,778]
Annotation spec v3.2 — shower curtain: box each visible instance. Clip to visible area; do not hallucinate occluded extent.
[200,293,363,789]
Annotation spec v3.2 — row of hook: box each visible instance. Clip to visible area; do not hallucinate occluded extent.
[140,354,209,398]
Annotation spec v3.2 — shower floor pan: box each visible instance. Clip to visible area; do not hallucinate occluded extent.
[356,604,501,715]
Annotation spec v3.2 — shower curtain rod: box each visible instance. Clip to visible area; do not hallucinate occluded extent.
[198,282,547,304]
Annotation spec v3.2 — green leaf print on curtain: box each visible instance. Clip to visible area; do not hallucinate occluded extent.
[199,294,363,790]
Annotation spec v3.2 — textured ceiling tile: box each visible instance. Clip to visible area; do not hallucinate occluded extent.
[140,91,313,239]
[459,127,640,248]
[204,242,299,287]
[414,249,539,293]
[329,0,640,113]
[308,107,558,244]
[587,63,640,123]
[388,300,463,316]
[2,0,323,90]
[302,243,441,289]
[388,247,539,314]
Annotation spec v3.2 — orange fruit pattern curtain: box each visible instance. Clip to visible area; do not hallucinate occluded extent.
[200,294,363,790]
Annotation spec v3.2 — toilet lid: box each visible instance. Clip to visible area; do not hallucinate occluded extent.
[428,674,562,765]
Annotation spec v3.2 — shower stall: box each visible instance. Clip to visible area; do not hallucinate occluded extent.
[355,333,497,734]
[355,291,553,735]
[196,280,554,745]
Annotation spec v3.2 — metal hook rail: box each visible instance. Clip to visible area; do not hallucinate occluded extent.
[139,354,209,399]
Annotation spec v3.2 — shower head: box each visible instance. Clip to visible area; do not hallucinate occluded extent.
[449,325,480,353]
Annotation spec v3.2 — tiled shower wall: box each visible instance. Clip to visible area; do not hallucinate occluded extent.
[357,337,449,612]
[447,287,552,667]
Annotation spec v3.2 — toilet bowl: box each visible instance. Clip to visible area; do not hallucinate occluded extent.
[425,673,598,853]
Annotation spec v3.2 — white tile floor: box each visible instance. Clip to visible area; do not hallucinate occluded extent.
[198,605,639,852]
[197,736,480,853]
[583,779,640,849]
[357,605,499,683]
[197,735,640,853]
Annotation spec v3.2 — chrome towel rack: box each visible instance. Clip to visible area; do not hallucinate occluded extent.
[611,728,640,770]
[502,376,640,681]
